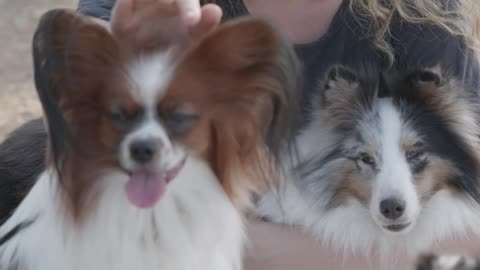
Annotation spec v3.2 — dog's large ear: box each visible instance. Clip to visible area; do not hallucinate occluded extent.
[384,65,446,100]
[406,66,444,89]
[32,9,120,166]
[173,18,302,208]
[187,18,294,74]
[33,9,120,108]
[320,65,377,114]
[189,18,301,148]
[321,65,361,107]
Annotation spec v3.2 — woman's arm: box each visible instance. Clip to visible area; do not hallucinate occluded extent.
[244,219,480,270]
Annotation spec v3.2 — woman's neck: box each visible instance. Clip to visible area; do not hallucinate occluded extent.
[243,0,343,44]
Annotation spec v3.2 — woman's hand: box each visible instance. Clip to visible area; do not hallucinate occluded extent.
[111,0,222,49]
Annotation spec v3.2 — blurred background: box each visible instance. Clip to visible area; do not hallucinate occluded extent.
[0,0,76,138]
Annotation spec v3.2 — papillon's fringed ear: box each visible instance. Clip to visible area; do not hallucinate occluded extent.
[187,18,302,208]
[191,18,297,76]
[32,9,119,169]
[193,17,302,147]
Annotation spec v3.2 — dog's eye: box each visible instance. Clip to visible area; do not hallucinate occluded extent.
[109,108,141,126]
[406,150,424,161]
[161,103,198,134]
[406,142,425,161]
[109,111,127,122]
[164,112,198,134]
[359,152,375,166]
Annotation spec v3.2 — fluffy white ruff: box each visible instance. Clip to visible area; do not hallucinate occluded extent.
[0,158,244,270]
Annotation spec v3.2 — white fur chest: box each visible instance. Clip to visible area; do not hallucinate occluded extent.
[0,158,244,270]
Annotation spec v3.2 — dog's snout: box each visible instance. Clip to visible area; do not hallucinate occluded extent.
[130,140,159,164]
[380,198,405,220]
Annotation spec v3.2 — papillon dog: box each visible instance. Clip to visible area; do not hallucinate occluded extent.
[0,8,300,270]
[256,65,480,260]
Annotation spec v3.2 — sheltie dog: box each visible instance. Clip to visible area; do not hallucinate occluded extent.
[256,65,480,259]
[0,7,300,270]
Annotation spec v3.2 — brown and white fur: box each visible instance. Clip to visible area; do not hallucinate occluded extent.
[256,65,480,261]
[0,8,299,270]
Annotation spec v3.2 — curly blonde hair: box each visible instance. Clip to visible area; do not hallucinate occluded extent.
[204,0,480,64]
[349,0,480,64]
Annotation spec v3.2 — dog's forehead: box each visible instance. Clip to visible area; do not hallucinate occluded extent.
[351,99,421,151]
[354,117,381,146]
[126,51,177,107]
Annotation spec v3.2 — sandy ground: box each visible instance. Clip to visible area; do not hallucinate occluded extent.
[0,0,77,138]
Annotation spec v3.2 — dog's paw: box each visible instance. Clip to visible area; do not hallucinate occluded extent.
[417,254,480,270]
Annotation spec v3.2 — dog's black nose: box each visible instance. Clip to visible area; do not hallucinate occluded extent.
[380,198,405,220]
[130,140,156,163]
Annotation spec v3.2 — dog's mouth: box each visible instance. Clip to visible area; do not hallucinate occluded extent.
[125,157,187,209]
[384,222,411,232]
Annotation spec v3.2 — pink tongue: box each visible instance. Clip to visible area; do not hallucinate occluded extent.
[125,172,167,209]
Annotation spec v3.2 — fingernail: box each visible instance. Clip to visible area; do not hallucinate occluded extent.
[184,10,200,25]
